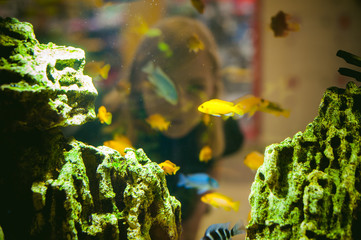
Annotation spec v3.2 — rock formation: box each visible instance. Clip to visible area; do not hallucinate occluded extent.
[248,82,361,239]
[0,17,181,240]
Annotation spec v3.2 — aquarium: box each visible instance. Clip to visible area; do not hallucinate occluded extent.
[1,0,361,239]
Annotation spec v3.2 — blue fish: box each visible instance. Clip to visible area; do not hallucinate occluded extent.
[200,221,245,240]
[142,61,178,105]
[177,173,219,194]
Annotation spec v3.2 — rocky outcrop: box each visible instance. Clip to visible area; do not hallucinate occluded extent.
[248,82,361,239]
[0,17,181,240]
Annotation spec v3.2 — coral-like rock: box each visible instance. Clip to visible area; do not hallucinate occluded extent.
[0,17,181,239]
[30,141,181,239]
[0,17,97,130]
[248,82,361,239]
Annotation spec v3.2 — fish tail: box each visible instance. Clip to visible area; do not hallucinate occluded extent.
[105,112,112,125]
[177,173,186,187]
[230,220,246,236]
[288,22,300,32]
[282,109,291,118]
[232,201,240,212]
[100,64,110,79]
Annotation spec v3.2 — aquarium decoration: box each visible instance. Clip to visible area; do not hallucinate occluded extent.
[0,17,181,239]
[248,81,361,239]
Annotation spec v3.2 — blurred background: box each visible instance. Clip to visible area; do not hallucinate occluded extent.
[1,0,361,239]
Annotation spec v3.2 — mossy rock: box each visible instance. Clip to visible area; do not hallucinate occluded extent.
[0,17,182,240]
[0,17,97,131]
[248,82,361,239]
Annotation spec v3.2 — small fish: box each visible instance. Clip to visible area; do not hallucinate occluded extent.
[146,114,171,131]
[97,106,112,125]
[244,151,264,170]
[200,221,246,240]
[191,0,205,14]
[116,79,131,95]
[221,66,250,83]
[234,95,290,117]
[177,173,219,194]
[201,192,240,211]
[199,145,212,162]
[142,61,178,105]
[85,61,111,79]
[188,33,205,53]
[104,134,134,155]
[159,160,180,175]
[270,10,300,37]
[158,41,173,57]
[198,99,244,117]
[257,99,290,117]
[198,95,290,118]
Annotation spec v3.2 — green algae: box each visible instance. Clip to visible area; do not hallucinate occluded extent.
[248,82,361,239]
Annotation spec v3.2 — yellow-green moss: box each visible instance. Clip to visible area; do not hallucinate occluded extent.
[248,82,361,239]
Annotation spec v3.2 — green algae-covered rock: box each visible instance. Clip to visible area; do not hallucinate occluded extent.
[0,17,97,130]
[30,141,181,239]
[1,131,181,239]
[248,82,361,239]
[0,17,181,240]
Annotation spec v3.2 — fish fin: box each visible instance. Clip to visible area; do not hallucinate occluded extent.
[197,188,209,195]
[248,107,258,117]
[230,220,246,236]
[204,223,230,235]
[221,115,231,121]
[177,173,187,187]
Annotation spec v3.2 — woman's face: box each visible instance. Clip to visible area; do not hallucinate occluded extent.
[141,53,217,138]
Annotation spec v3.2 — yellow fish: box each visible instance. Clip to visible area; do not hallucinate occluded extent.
[201,192,240,212]
[221,66,250,83]
[97,106,112,125]
[244,151,264,170]
[198,99,244,117]
[233,95,290,117]
[85,61,110,79]
[198,95,290,118]
[258,99,290,117]
[146,114,171,131]
[199,145,212,162]
[158,160,180,175]
[234,95,262,116]
[188,33,205,53]
[104,134,134,156]
[270,10,300,37]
